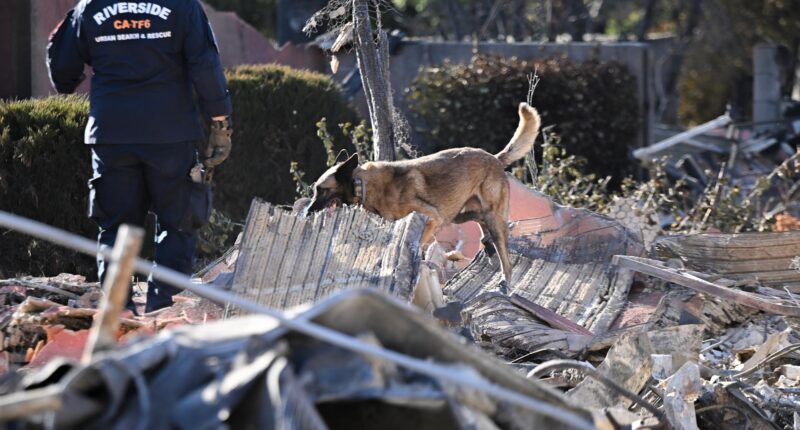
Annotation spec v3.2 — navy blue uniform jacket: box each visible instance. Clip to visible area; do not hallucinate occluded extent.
[47,0,233,144]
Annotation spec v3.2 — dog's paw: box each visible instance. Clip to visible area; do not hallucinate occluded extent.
[497,280,510,295]
[482,240,497,257]
[482,280,510,296]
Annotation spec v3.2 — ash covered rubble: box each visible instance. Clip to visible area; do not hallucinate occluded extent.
[3,122,800,428]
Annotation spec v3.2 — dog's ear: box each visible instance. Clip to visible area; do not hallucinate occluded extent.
[334,149,350,164]
[334,153,359,184]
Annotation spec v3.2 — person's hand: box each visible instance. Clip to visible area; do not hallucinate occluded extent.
[204,117,232,169]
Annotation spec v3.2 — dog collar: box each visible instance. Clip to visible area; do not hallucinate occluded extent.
[353,177,366,205]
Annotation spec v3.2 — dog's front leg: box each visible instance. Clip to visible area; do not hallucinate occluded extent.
[483,213,513,286]
[420,218,442,246]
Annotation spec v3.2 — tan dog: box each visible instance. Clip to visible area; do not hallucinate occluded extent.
[305,102,541,285]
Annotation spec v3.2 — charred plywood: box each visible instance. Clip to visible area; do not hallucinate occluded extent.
[225,200,425,317]
[654,232,800,290]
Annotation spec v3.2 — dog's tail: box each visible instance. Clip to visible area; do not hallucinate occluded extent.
[495,102,541,167]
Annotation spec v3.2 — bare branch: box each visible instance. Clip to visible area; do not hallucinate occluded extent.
[526,66,541,105]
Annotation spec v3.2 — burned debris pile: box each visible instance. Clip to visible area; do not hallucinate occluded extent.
[0,290,593,429]
[2,119,800,429]
[0,274,224,374]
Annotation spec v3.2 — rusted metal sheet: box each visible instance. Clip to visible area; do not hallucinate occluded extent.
[225,200,426,317]
[654,232,800,290]
[613,255,800,317]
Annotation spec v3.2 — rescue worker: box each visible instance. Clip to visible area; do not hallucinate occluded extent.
[46,0,232,312]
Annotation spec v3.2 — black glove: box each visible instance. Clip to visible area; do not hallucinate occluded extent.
[204,117,233,169]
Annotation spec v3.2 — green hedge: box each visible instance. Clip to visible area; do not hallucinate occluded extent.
[0,96,95,278]
[407,55,639,183]
[216,64,357,219]
[0,64,356,277]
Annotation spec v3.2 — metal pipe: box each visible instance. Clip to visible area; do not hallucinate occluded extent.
[633,115,731,160]
[0,386,62,421]
[0,210,594,430]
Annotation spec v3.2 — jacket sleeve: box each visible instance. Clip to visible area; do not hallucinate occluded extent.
[183,0,233,118]
[46,9,89,94]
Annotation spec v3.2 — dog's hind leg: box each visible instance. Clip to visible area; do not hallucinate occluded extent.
[476,221,497,257]
[453,211,498,256]
[483,212,513,286]
[453,211,479,224]
[455,196,498,256]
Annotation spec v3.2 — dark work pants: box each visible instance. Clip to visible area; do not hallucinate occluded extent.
[89,142,198,312]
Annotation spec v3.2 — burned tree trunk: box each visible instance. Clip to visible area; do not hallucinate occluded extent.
[352,0,395,161]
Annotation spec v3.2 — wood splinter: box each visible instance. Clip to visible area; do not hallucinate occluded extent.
[81,225,144,363]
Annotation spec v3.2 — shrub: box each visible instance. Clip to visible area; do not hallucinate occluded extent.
[514,131,780,235]
[0,65,357,277]
[0,96,95,278]
[216,64,358,219]
[407,54,639,184]
[511,130,613,212]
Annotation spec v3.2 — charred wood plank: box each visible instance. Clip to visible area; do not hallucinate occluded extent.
[510,294,594,336]
[82,225,143,362]
[613,255,800,317]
